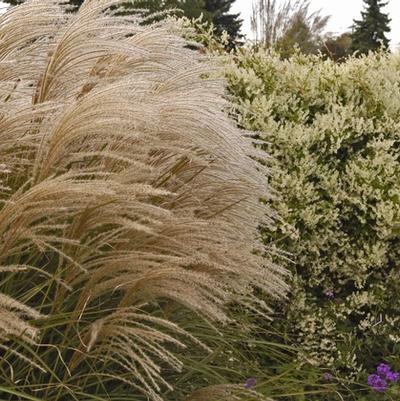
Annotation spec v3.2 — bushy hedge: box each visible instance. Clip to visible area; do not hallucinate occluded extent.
[226,49,400,390]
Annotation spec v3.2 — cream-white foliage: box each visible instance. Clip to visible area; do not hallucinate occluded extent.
[227,49,400,375]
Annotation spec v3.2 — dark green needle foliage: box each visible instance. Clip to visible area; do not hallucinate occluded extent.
[204,0,243,47]
[351,0,391,55]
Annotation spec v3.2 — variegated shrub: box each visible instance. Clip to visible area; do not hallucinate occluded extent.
[226,49,400,381]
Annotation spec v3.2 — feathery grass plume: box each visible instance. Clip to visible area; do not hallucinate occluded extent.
[0,0,287,399]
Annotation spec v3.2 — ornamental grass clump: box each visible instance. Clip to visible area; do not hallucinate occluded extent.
[0,1,286,399]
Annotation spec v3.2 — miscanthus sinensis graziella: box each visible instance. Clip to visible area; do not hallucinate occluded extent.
[0,0,286,399]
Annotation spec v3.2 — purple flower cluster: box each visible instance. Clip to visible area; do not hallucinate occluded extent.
[368,374,388,393]
[368,363,399,393]
[244,377,257,389]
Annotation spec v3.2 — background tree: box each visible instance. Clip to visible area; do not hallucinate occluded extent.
[276,4,329,57]
[251,0,293,47]
[167,0,210,20]
[322,32,353,62]
[251,0,329,56]
[204,0,243,44]
[351,0,391,55]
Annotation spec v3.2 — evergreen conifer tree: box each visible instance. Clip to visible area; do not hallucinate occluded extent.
[351,0,391,54]
[204,0,243,45]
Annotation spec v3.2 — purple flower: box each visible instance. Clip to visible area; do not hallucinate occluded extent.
[324,373,334,381]
[368,374,388,393]
[244,377,257,389]
[386,371,400,383]
[377,363,392,377]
